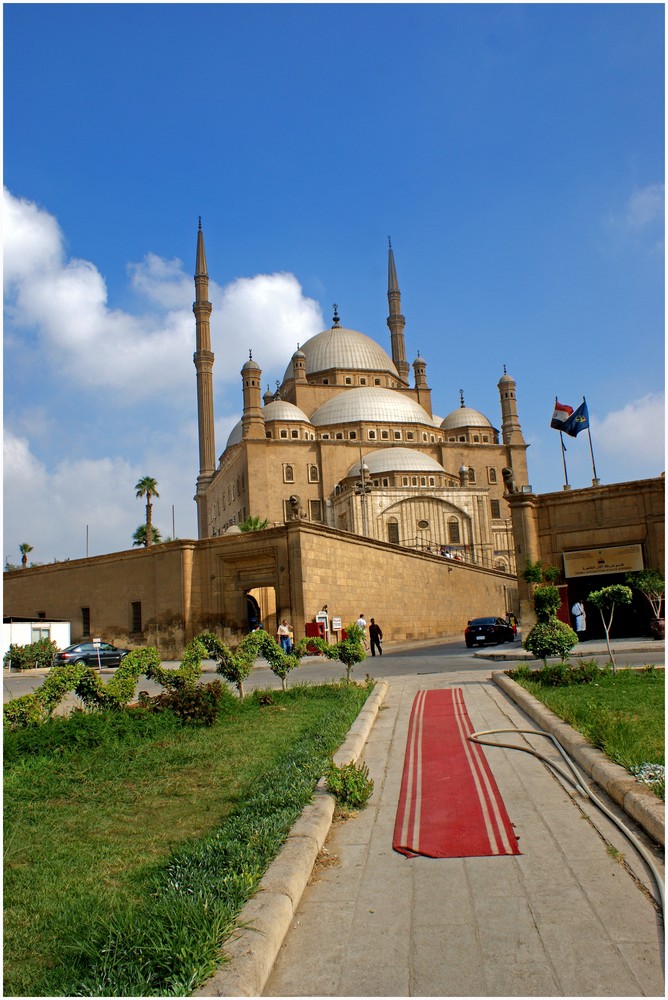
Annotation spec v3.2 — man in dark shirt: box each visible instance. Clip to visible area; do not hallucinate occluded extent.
[369,618,383,657]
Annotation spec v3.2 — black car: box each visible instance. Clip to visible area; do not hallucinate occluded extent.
[465,617,516,648]
[52,642,130,669]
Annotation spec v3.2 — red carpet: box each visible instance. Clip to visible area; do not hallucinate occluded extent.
[393,688,521,859]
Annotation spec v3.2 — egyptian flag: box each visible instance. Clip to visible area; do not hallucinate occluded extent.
[562,399,589,437]
[551,399,573,430]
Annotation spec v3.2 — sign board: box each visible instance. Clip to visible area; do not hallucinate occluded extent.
[563,544,644,579]
[93,637,101,645]
[332,616,342,632]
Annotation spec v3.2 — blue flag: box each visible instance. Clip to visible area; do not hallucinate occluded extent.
[562,399,589,437]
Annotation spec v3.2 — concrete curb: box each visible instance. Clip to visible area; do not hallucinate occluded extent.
[492,671,665,847]
[192,679,389,998]
[476,641,664,662]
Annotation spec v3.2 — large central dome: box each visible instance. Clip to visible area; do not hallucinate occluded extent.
[283,325,398,382]
[311,387,433,426]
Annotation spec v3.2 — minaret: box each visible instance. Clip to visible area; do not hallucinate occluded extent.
[193,218,216,538]
[497,367,525,445]
[386,239,410,384]
[241,352,265,438]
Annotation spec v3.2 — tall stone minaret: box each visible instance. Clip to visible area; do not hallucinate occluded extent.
[386,239,410,384]
[193,218,216,538]
[497,367,525,446]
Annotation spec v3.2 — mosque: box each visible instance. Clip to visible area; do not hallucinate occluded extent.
[193,222,529,575]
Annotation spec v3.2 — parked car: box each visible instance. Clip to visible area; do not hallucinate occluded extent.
[52,641,130,669]
[464,617,516,648]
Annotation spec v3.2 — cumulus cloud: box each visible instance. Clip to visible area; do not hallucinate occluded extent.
[624,183,664,230]
[3,187,326,561]
[3,188,325,402]
[594,393,665,480]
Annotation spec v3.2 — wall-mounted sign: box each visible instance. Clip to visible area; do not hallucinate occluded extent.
[332,616,342,632]
[563,544,644,579]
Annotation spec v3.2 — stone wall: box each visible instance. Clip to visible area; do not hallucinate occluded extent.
[4,524,517,658]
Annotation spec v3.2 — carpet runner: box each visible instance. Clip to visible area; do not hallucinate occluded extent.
[393,688,521,859]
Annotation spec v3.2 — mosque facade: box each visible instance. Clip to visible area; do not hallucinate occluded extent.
[193,224,529,575]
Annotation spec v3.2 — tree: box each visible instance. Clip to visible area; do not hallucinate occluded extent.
[588,584,633,672]
[626,570,664,621]
[19,543,33,568]
[135,477,160,548]
[239,516,270,532]
[132,524,162,547]
[522,584,578,666]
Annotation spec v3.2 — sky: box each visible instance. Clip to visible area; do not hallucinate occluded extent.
[3,2,665,566]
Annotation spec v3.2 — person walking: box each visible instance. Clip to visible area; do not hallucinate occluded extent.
[571,600,587,641]
[356,613,368,647]
[277,619,293,653]
[369,618,383,657]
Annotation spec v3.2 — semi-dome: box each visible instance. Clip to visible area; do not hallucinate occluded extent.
[263,400,311,423]
[441,406,494,431]
[311,387,433,426]
[283,325,398,382]
[225,419,243,449]
[346,448,446,478]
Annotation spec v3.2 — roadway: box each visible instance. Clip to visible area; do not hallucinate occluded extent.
[3,636,664,704]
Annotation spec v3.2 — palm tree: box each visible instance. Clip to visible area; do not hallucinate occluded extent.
[239,516,270,532]
[132,524,162,547]
[19,543,33,568]
[135,477,160,547]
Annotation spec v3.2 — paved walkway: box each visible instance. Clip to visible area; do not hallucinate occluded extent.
[263,670,665,997]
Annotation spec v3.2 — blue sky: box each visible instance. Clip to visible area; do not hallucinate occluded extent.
[4,2,664,565]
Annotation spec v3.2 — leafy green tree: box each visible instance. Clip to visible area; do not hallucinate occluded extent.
[522,584,578,666]
[626,569,664,620]
[239,516,270,532]
[132,524,162,547]
[588,584,633,672]
[19,543,33,568]
[135,476,160,548]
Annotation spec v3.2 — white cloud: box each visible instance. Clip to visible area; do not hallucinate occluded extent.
[3,188,325,403]
[624,184,664,230]
[3,188,327,560]
[594,393,665,479]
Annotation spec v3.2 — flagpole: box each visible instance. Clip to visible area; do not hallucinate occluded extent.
[583,396,600,486]
[560,431,570,490]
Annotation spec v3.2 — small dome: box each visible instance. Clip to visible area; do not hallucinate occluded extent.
[346,448,446,478]
[225,524,242,534]
[498,369,514,385]
[242,355,261,372]
[283,326,398,382]
[311,387,433,426]
[441,406,493,431]
[263,400,311,423]
[292,348,306,360]
[225,419,243,449]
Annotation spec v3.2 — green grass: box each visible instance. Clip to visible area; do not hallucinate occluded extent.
[3,681,372,997]
[511,665,664,797]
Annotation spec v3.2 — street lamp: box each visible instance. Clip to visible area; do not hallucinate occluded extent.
[354,450,372,537]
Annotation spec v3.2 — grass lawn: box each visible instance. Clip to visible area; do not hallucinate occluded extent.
[511,664,664,797]
[4,681,372,997]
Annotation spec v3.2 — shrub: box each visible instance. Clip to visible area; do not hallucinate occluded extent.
[326,759,374,808]
[523,619,578,665]
[154,680,230,726]
[533,585,561,621]
[3,638,59,671]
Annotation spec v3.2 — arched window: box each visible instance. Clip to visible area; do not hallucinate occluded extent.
[308,465,319,483]
[283,464,294,483]
[448,517,460,544]
[468,467,476,484]
[387,519,400,544]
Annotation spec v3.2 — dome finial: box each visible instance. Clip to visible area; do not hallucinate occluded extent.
[332,304,340,327]
[198,216,202,231]
[249,349,253,359]
[459,388,465,408]
[388,235,392,249]
[503,364,507,374]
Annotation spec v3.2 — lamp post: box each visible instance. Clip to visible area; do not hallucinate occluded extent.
[354,449,372,537]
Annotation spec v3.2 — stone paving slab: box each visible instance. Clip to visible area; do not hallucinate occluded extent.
[264,672,665,997]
